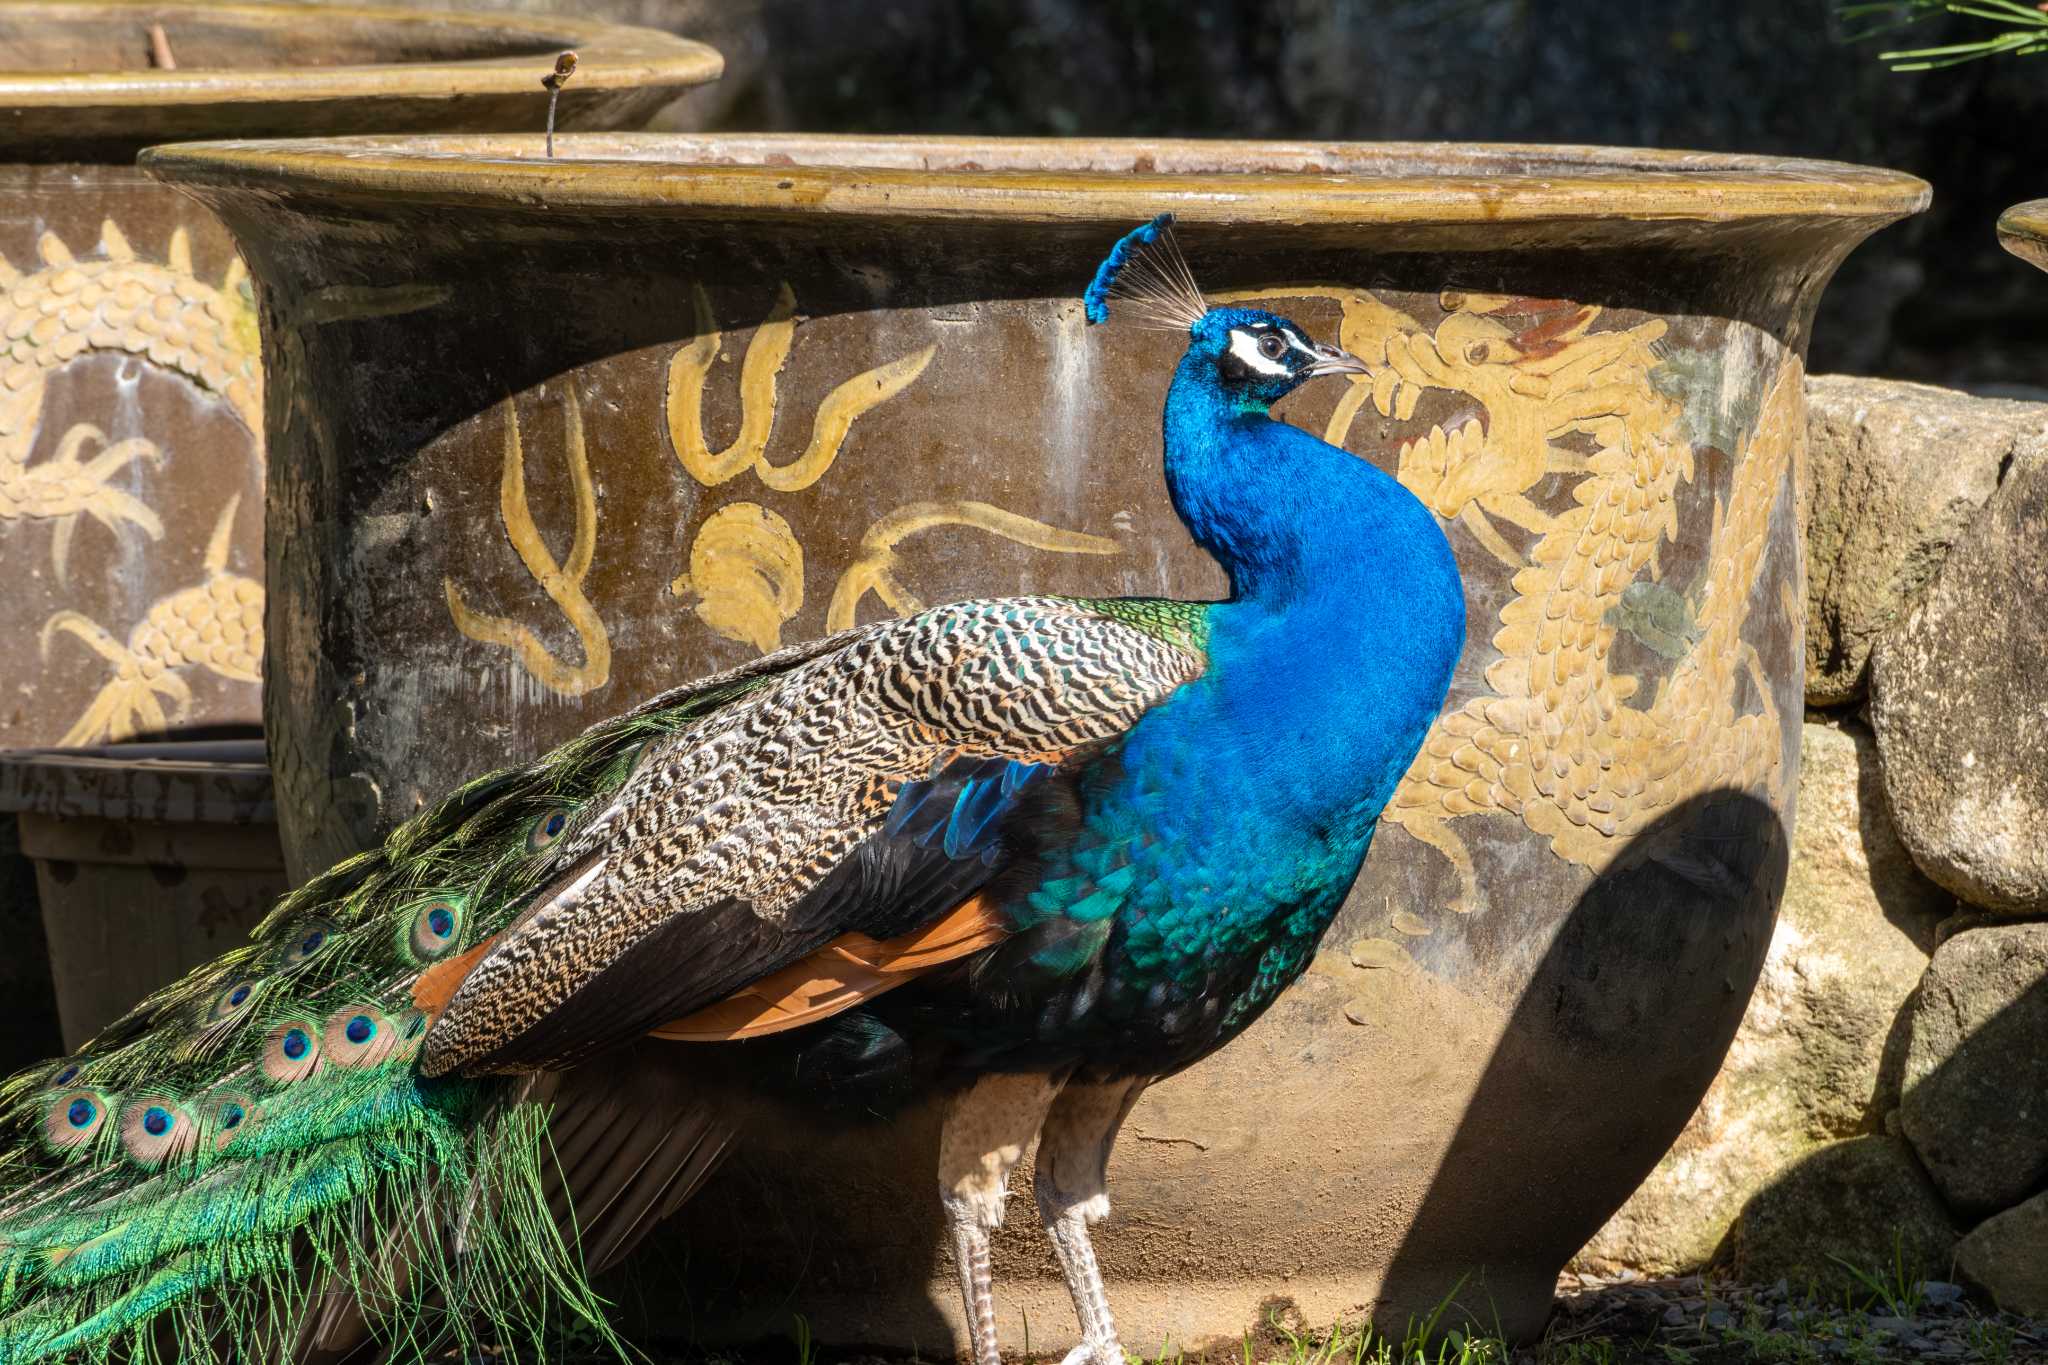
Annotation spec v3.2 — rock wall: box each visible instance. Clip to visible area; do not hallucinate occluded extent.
[1577,377,2048,1314]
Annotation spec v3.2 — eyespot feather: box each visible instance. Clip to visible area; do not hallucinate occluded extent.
[119,1098,197,1167]
[42,1088,113,1152]
[404,895,466,963]
[201,1089,261,1151]
[322,1007,396,1069]
[260,1020,323,1084]
[276,920,337,969]
[209,978,258,1022]
[526,807,572,852]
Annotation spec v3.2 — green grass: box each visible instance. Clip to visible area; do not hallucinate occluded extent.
[1125,1316,1514,1365]
[1825,1229,1925,1322]
[550,1254,2047,1365]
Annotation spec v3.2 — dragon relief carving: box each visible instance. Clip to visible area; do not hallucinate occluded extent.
[41,494,263,745]
[1294,287,1799,916]
[0,220,262,580]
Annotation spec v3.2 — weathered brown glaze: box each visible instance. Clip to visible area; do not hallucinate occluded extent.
[147,134,1924,1347]
[0,7,718,754]
[1999,200,2048,274]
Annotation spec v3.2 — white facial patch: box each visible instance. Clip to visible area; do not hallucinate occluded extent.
[1227,328,1293,378]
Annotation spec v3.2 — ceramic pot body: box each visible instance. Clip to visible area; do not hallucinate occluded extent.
[150,135,1923,1347]
[0,5,719,750]
[0,741,283,1049]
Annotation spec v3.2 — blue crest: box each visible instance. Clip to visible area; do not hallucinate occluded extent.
[1084,214,1173,324]
[1084,214,1205,328]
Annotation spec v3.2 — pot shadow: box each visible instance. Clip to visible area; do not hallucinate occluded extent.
[1372,787,1788,1343]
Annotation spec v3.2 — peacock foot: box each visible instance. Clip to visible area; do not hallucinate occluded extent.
[1056,1335,1128,1365]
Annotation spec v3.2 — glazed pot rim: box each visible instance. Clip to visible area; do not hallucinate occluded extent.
[1998,199,2047,262]
[0,739,273,825]
[142,133,1930,227]
[0,1,722,109]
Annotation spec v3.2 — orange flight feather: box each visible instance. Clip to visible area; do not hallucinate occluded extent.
[650,893,1009,1042]
[412,895,1010,1044]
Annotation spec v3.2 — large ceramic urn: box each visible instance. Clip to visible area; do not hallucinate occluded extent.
[146,136,1925,1347]
[0,3,720,752]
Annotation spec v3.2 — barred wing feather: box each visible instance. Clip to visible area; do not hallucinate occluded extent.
[422,596,1206,1075]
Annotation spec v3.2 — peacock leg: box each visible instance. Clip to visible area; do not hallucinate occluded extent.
[937,1071,1065,1365]
[1034,1076,1149,1365]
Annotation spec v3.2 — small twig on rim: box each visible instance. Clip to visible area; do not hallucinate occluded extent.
[147,23,176,69]
[542,50,577,158]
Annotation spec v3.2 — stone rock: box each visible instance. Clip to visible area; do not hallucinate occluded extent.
[1870,446,2048,914]
[1803,376,2048,707]
[1724,1135,1957,1290]
[1956,1189,2048,1315]
[1899,923,2048,1213]
[1572,720,1944,1273]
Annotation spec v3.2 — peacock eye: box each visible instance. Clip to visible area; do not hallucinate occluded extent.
[285,926,332,963]
[1258,332,1287,361]
[213,979,256,1017]
[528,808,570,851]
[408,897,464,960]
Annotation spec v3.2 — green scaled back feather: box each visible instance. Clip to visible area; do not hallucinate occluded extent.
[0,666,777,1364]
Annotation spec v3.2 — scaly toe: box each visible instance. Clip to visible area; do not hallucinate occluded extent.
[1057,1341,1125,1365]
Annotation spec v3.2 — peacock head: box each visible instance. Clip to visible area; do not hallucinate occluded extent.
[1083,213,1365,411]
[1184,305,1366,410]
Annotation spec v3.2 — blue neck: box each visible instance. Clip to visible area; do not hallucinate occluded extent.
[1154,347,1467,828]
[1164,350,1454,611]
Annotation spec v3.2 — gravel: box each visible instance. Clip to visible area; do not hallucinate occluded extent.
[1554,1271,2048,1363]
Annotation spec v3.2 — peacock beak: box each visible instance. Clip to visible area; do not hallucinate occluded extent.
[1305,342,1369,378]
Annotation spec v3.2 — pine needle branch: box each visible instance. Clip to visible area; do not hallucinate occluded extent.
[1840,0,2048,67]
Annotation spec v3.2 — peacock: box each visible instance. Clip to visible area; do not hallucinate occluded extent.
[0,216,1465,1365]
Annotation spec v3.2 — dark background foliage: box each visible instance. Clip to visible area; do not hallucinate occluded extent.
[695,0,2048,388]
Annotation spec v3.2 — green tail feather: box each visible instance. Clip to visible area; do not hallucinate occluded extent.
[0,658,783,1362]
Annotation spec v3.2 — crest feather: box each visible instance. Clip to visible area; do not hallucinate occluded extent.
[1084,213,1207,331]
